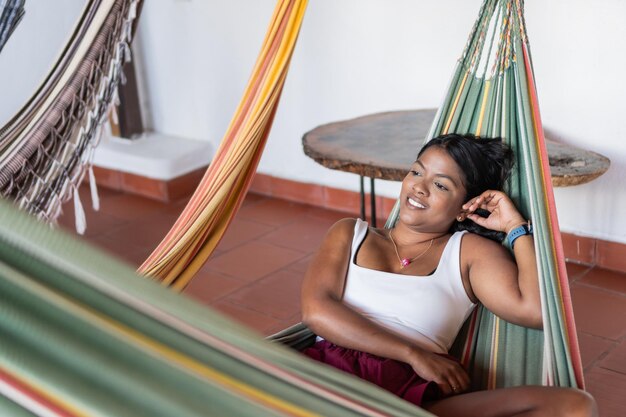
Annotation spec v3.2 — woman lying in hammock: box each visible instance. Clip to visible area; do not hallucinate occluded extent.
[301,134,597,417]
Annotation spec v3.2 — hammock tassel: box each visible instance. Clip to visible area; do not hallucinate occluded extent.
[73,186,87,235]
[88,165,100,212]
[110,97,120,126]
[129,1,137,19]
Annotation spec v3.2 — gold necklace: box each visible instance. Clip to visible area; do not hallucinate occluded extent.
[388,229,434,268]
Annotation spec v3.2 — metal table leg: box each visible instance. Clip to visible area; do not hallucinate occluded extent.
[358,176,377,227]
[359,176,366,221]
[370,177,376,227]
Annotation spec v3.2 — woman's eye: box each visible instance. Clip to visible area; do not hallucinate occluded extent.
[435,182,448,191]
[410,170,421,176]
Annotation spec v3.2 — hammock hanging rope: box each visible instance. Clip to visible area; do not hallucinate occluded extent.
[0,0,25,54]
[138,0,308,290]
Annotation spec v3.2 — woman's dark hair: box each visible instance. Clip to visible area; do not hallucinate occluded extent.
[417,133,514,242]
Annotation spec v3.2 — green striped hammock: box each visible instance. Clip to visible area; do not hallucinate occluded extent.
[0,0,583,415]
[275,0,583,391]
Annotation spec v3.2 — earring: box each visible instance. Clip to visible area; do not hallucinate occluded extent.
[457,216,463,222]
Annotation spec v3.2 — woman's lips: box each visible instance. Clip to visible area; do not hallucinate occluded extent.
[407,197,426,209]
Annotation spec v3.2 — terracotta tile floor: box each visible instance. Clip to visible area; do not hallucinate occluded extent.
[59,187,626,416]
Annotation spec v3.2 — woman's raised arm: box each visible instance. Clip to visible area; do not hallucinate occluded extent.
[462,190,542,329]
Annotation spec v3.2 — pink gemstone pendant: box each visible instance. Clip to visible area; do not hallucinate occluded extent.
[401,258,411,268]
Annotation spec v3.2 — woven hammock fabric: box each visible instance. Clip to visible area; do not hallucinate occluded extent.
[0,0,140,233]
[382,0,583,390]
[0,200,437,417]
[139,0,308,289]
[0,0,25,54]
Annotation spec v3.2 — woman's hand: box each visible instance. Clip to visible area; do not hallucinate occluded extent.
[407,348,470,396]
[462,190,526,234]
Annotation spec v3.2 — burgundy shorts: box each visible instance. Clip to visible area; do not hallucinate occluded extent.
[303,340,445,406]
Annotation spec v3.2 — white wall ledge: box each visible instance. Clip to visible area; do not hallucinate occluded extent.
[93,132,213,180]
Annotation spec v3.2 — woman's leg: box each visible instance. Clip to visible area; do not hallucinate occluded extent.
[423,386,597,417]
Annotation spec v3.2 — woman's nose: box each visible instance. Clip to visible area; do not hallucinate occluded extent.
[412,179,428,196]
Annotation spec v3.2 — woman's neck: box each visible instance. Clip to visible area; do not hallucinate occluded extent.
[391,223,450,246]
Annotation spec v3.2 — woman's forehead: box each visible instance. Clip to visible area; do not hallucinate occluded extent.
[413,146,465,186]
[416,147,463,176]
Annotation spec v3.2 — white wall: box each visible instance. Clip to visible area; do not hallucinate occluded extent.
[131,0,626,243]
[524,0,626,243]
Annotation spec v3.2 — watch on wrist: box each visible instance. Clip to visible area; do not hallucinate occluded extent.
[505,222,533,250]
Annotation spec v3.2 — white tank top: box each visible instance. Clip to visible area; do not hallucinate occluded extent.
[342,219,476,354]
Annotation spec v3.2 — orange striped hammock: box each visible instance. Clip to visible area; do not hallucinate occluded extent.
[138,0,307,289]
[140,0,582,392]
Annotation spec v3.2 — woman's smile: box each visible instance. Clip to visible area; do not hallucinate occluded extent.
[407,196,427,209]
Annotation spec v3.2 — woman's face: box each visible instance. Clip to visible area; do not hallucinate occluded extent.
[398,146,467,232]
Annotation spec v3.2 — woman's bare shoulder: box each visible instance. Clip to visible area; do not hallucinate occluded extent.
[330,217,358,231]
[321,218,386,253]
[324,218,359,241]
[460,232,510,260]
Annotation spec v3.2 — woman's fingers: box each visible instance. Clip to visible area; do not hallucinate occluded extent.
[436,381,453,397]
[454,369,471,393]
[466,213,488,227]
[462,190,527,233]
[448,364,471,394]
[463,190,501,212]
[412,352,470,396]
[448,381,463,395]
[433,362,470,396]
[434,378,457,396]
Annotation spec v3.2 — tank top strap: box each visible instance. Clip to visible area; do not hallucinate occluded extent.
[350,219,370,261]
[432,230,469,300]
[438,231,466,272]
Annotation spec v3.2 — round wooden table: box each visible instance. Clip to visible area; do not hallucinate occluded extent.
[303,109,610,225]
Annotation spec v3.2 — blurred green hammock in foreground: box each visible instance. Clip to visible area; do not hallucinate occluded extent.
[0,200,432,416]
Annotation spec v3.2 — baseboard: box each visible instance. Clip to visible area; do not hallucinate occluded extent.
[250,172,397,225]
[91,165,206,202]
[560,233,626,272]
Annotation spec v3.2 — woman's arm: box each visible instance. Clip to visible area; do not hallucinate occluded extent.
[301,218,470,395]
[463,191,542,329]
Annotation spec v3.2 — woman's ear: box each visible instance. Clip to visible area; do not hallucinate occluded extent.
[456,212,467,222]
